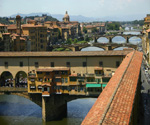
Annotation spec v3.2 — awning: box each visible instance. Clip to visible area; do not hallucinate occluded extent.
[94,67,103,70]
[102,84,107,87]
[86,84,101,88]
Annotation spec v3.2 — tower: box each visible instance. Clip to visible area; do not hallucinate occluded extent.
[16,15,21,36]
[63,11,70,22]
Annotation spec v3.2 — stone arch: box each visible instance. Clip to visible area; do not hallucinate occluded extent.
[15,71,28,88]
[80,46,105,51]
[128,36,142,44]
[0,71,13,87]
[97,37,109,43]
[113,46,135,50]
[112,36,126,43]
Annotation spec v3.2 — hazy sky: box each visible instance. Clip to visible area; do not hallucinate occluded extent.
[0,0,150,18]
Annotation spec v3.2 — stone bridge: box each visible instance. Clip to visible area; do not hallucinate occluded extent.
[51,43,137,51]
[93,34,143,43]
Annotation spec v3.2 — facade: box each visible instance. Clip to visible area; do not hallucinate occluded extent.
[22,24,47,51]
[144,14,150,29]
[0,50,131,96]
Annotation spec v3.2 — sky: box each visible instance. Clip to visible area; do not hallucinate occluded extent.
[0,0,150,19]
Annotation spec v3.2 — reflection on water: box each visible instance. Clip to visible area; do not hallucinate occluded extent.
[0,95,97,125]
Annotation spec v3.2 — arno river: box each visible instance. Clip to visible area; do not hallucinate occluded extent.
[0,30,142,125]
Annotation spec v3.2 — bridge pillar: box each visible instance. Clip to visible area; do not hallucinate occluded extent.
[42,95,67,122]
[109,37,112,43]
[94,37,97,43]
[127,37,129,43]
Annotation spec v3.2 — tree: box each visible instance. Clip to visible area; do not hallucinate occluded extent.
[83,27,87,33]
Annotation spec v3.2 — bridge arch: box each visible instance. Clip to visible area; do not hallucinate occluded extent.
[128,36,142,44]
[97,37,109,43]
[15,71,28,87]
[112,36,126,43]
[0,71,13,87]
[113,46,135,50]
[80,46,105,51]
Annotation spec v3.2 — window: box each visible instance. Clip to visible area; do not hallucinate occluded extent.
[62,78,64,83]
[65,78,68,83]
[35,62,39,68]
[51,62,54,67]
[99,61,103,67]
[38,78,43,82]
[70,77,77,82]
[20,62,23,67]
[41,45,43,49]
[55,78,61,82]
[4,62,8,68]
[46,72,50,75]
[83,62,87,67]
[116,61,120,67]
[66,62,70,67]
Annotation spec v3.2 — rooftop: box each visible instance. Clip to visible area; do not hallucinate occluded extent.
[82,51,143,125]
[0,50,132,57]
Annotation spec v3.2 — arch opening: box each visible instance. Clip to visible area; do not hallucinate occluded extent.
[129,36,142,45]
[0,71,13,87]
[15,71,27,88]
[97,37,109,43]
[81,46,105,51]
[112,36,126,44]
[113,47,135,51]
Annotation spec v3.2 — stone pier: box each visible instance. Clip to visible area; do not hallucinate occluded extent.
[42,95,67,122]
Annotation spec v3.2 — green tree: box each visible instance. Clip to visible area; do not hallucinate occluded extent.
[83,27,87,33]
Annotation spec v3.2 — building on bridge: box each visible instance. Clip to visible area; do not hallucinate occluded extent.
[0,50,132,97]
[0,50,143,122]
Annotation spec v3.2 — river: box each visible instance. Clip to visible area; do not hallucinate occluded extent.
[0,30,142,125]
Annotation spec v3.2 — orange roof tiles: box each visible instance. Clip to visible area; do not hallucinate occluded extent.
[0,50,132,57]
[37,67,69,72]
[94,67,103,70]
[146,29,150,33]
[82,51,143,125]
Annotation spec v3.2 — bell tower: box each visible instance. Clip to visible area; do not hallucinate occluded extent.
[16,15,21,36]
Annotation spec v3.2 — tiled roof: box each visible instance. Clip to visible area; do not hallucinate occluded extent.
[0,50,132,57]
[81,51,143,125]
[7,24,17,29]
[146,29,150,32]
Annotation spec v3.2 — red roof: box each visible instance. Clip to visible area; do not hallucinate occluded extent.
[82,51,143,125]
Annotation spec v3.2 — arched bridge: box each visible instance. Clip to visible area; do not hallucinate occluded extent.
[93,34,143,43]
[51,43,137,51]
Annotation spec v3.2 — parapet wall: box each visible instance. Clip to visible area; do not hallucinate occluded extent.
[82,51,143,125]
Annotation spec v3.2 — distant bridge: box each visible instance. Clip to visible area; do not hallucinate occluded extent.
[51,43,137,51]
[93,34,142,43]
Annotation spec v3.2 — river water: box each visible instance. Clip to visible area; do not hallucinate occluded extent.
[0,30,142,125]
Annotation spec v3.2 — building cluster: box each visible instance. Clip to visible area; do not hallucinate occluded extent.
[0,11,106,52]
[0,51,130,96]
[142,14,150,65]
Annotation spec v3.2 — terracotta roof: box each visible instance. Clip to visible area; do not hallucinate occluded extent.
[69,74,77,77]
[94,67,103,70]
[7,24,17,29]
[81,51,143,125]
[0,24,7,27]
[146,29,150,32]
[22,24,46,28]
[2,33,10,35]
[0,50,132,57]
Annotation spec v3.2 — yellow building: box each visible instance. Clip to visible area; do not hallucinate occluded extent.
[0,50,131,96]
[144,14,150,29]
[22,24,47,51]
